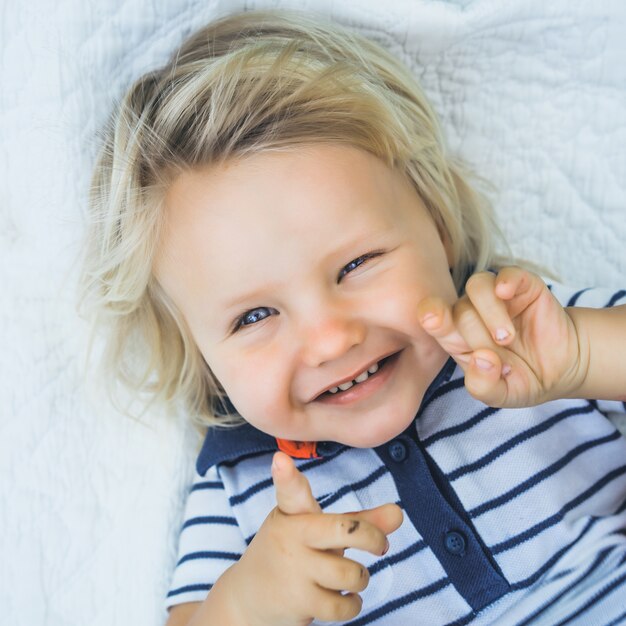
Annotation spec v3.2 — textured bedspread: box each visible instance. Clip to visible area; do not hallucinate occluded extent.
[1,1,625,624]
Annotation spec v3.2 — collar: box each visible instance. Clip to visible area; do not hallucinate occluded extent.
[196,357,457,475]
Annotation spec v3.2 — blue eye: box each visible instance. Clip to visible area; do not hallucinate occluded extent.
[337,252,382,283]
[235,306,276,331]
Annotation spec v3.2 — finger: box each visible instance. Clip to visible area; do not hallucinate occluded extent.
[493,266,546,318]
[344,503,404,536]
[446,301,513,390]
[418,296,473,365]
[312,587,363,623]
[422,296,512,380]
[451,296,496,351]
[272,451,321,515]
[463,347,510,406]
[303,514,389,555]
[313,552,370,593]
[464,271,516,345]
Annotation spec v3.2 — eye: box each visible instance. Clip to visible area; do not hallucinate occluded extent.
[337,252,383,283]
[233,306,277,332]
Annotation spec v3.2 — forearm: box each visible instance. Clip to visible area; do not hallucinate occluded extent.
[566,304,626,401]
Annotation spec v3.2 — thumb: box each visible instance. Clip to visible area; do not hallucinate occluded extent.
[272,451,322,515]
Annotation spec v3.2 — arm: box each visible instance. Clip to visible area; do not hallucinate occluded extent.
[165,603,201,626]
[165,453,402,626]
[567,304,626,401]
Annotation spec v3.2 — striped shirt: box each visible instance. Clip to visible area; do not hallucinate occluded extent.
[166,284,626,625]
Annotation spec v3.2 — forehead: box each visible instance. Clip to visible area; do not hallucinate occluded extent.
[154,144,425,312]
[161,144,416,243]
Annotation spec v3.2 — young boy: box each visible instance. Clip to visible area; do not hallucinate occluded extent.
[79,10,626,625]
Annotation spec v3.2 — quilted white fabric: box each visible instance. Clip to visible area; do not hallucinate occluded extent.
[1,1,624,625]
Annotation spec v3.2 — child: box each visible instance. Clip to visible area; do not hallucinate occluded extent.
[79,9,626,626]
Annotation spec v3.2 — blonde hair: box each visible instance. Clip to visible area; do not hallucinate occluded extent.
[78,9,504,432]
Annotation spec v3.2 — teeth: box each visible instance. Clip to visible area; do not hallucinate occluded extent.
[326,360,382,395]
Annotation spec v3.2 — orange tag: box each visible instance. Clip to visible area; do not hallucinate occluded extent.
[276,438,318,459]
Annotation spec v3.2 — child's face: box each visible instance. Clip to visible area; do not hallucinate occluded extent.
[155,144,458,447]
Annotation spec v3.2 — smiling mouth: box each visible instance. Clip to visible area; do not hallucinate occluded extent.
[314,351,401,402]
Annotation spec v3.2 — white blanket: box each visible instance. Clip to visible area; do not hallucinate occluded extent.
[1,1,625,624]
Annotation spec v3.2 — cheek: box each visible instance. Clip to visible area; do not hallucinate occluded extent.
[366,276,432,337]
[377,290,425,336]
[369,281,450,372]
[367,263,457,342]
[206,346,290,423]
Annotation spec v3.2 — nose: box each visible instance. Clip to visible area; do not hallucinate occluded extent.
[297,306,366,367]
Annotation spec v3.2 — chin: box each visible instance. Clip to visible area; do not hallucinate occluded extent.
[341,410,415,449]
[346,432,398,448]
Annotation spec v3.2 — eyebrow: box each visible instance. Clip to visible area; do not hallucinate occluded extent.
[219,230,391,312]
[221,283,281,312]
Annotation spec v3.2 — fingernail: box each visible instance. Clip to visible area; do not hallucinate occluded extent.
[381,539,389,556]
[272,454,283,473]
[495,328,510,342]
[502,364,512,376]
[420,313,437,328]
[474,357,494,371]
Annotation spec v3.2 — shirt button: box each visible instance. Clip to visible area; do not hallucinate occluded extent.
[389,440,408,462]
[444,531,467,556]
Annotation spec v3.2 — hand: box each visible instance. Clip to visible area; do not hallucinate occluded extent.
[417,266,585,408]
[227,452,403,626]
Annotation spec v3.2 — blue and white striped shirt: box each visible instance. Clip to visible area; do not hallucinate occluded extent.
[166,284,626,625]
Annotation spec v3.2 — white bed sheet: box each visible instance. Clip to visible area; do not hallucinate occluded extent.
[1,1,625,624]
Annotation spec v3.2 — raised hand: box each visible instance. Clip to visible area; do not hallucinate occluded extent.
[227,452,403,626]
[417,266,585,408]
